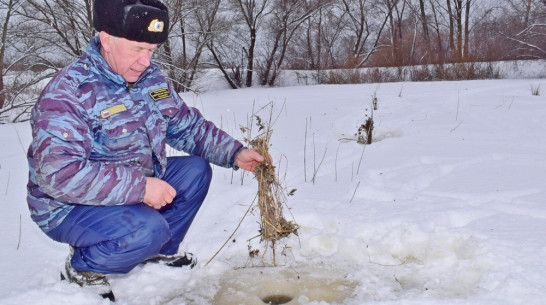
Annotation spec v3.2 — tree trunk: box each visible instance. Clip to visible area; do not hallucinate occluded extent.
[446,0,456,55]
[463,0,471,59]
[261,29,282,86]
[246,27,256,87]
[419,0,431,48]
[208,43,240,89]
[453,0,462,60]
[0,0,14,109]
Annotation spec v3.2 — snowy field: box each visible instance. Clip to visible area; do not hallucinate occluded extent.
[1,79,545,304]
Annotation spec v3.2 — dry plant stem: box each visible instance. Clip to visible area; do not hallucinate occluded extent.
[252,138,298,243]
[356,144,366,175]
[250,108,298,242]
[312,133,316,183]
[455,92,461,121]
[531,84,541,96]
[311,146,327,184]
[203,195,258,268]
[335,143,340,182]
[350,181,361,203]
[17,214,21,250]
[351,161,354,182]
[236,101,298,265]
[508,97,514,110]
[12,124,26,155]
[304,117,308,182]
[5,170,9,196]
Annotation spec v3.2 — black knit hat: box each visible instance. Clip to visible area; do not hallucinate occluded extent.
[93,0,169,44]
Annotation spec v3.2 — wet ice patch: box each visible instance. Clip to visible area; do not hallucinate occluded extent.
[214,266,357,305]
[300,223,493,302]
[372,128,404,142]
[157,225,494,304]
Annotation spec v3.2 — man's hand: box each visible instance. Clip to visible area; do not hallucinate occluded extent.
[143,177,176,209]
[235,148,268,172]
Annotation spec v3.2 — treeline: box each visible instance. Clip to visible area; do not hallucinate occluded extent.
[0,0,545,122]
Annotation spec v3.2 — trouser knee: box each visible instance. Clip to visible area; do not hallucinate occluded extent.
[69,206,172,274]
[164,156,212,199]
[129,210,171,255]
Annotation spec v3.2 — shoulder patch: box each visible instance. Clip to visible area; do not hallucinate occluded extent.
[101,104,127,119]
[149,87,171,101]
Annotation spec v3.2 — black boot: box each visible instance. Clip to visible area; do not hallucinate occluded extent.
[143,252,197,268]
[60,246,115,302]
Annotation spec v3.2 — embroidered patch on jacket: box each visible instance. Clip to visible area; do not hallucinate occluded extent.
[100,104,127,119]
[149,88,171,101]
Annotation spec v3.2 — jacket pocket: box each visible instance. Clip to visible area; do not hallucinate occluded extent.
[155,96,180,119]
[95,117,146,153]
[45,121,86,142]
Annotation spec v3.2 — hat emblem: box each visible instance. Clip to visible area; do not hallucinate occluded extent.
[148,19,164,33]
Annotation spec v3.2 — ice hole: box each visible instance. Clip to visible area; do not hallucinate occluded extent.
[261,294,293,304]
[214,266,356,305]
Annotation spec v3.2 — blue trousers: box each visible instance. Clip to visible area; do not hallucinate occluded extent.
[46,156,212,274]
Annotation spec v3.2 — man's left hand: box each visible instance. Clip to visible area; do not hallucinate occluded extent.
[235,148,268,172]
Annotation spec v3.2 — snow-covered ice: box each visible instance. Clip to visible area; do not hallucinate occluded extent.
[1,79,545,304]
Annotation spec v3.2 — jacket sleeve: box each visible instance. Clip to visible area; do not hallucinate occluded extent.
[163,88,244,168]
[31,94,147,206]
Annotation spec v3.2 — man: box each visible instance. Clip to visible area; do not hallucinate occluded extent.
[26,0,264,301]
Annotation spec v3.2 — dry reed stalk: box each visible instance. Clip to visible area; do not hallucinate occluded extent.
[245,104,298,264]
[203,105,298,267]
[250,134,298,244]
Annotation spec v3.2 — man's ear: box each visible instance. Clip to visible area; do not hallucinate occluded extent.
[99,31,113,52]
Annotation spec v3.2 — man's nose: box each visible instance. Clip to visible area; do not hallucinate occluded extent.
[138,51,152,67]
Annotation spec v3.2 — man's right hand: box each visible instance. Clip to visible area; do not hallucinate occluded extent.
[143,177,176,209]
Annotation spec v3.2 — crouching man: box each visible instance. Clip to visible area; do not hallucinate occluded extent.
[26,0,264,301]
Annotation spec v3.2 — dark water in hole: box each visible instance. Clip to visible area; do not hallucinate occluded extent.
[262,294,293,304]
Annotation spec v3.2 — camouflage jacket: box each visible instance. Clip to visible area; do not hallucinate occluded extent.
[27,36,243,232]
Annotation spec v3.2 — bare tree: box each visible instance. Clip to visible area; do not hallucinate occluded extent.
[0,0,15,110]
[288,2,346,71]
[419,0,431,49]
[424,0,495,61]
[504,0,546,59]
[206,2,247,89]
[205,0,271,88]
[19,0,93,58]
[231,0,271,87]
[386,0,406,55]
[259,0,327,86]
[1,0,62,122]
[0,0,545,108]
[313,5,347,69]
[0,0,93,122]
[446,0,464,59]
[441,0,483,60]
[384,0,408,64]
[427,0,447,60]
[506,0,537,28]
[341,0,397,67]
[158,0,222,92]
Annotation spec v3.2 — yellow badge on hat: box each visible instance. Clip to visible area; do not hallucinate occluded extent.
[148,19,164,33]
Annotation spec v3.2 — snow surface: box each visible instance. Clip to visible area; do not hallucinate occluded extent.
[1,79,545,305]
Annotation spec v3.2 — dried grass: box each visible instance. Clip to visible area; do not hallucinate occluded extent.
[204,103,298,267]
[250,135,298,243]
[245,104,298,264]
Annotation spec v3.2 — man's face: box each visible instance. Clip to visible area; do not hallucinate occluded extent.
[99,32,158,83]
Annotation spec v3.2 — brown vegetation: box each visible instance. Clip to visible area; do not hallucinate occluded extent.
[1,0,545,123]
